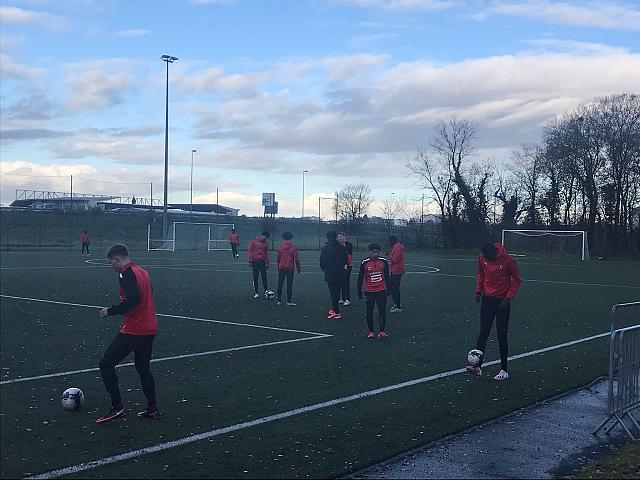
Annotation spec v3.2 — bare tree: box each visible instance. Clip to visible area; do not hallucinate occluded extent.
[512,143,544,225]
[336,183,373,231]
[408,149,453,246]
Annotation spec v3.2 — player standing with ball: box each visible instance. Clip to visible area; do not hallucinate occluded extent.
[468,242,522,381]
[97,244,160,423]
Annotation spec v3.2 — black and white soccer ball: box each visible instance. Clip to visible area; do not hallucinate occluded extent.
[467,349,484,366]
[61,387,84,411]
[264,290,275,300]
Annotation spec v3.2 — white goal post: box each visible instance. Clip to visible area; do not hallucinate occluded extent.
[148,222,235,252]
[501,230,590,261]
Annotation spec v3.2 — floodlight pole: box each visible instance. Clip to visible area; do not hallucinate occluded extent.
[190,149,196,218]
[302,170,308,219]
[161,54,178,240]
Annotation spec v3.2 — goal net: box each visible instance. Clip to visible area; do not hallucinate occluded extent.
[148,222,235,252]
[501,230,590,261]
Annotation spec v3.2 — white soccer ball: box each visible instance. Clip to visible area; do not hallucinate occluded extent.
[467,349,484,366]
[264,290,275,299]
[61,387,84,411]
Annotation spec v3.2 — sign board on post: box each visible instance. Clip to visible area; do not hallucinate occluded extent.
[264,202,278,215]
[262,193,275,207]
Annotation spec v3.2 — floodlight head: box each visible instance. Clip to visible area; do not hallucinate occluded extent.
[192,149,197,153]
[161,55,179,62]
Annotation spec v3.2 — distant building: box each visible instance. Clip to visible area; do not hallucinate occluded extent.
[10,190,239,216]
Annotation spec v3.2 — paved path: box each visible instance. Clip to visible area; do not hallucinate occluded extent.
[352,379,633,479]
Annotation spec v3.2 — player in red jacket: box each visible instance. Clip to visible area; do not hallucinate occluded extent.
[248,231,272,298]
[468,242,522,381]
[386,235,405,312]
[357,243,391,339]
[80,229,90,255]
[229,229,240,259]
[276,232,301,305]
[97,244,159,423]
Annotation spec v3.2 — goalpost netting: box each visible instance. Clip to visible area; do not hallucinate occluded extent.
[148,222,235,252]
[501,230,590,261]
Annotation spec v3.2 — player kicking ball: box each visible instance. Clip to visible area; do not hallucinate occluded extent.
[357,243,391,339]
[467,242,522,381]
[97,244,160,423]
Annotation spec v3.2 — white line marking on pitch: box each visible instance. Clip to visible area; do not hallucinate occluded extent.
[0,335,329,385]
[0,295,330,337]
[27,331,611,479]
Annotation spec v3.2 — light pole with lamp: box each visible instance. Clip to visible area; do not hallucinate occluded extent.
[161,54,178,240]
[190,149,197,217]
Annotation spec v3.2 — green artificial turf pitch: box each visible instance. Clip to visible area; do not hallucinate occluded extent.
[1,250,638,478]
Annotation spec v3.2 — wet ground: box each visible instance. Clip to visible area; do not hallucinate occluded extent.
[351,379,635,479]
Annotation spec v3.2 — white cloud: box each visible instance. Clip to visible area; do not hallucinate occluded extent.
[175,67,268,95]
[0,53,46,80]
[488,0,640,31]
[0,6,70,30]
[112,29,151,38]
[0,33,27,50]
[65,69,137,111]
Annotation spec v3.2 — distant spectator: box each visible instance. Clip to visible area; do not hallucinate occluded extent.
[81,229,91,255]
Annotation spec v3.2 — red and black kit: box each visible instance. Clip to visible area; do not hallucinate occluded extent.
[357,257,391,332]
[100,262,158,410]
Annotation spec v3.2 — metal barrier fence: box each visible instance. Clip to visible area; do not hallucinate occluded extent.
[594,302,640,440]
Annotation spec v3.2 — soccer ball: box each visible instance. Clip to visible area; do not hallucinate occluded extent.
[61,387,84,411]
[467,349,484,366]
[264,290,275,299]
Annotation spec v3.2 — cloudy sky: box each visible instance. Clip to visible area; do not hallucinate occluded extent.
[1,0,639,216]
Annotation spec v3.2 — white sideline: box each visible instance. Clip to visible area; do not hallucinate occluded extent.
[0,294,331,337]
[0,335,329,385]
[27,330,611,479]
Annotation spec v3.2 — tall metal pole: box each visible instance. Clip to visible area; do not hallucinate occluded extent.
[70,175,73,211]
[318,196,321,249]
[302,170,307,219]
[335,191,338,224]
[161,55,178,239]
[190,149,196,217]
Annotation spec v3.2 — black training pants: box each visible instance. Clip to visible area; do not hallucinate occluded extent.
[99,333,156,407]
[82,243,89,254]
[277,270,294,303]
[390,274,402,308]
[327,281,342,313]
[365,290,387,332]
[340,266,352,302]
[252,260,268,293]
[231,244,238,258]
[476,295,511,371]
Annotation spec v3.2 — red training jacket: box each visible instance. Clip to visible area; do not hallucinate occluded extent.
[229,233,240,245]
[118,263,158,335]
[248,237,269,265]
[387,242,406,275]
[476,243,522,299]
[357,257,391,293]
[80,233,90,244]
[277,240,301,273]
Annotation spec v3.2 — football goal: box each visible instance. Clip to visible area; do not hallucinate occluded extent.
[501,230,590,261]
[148,222,235,252]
